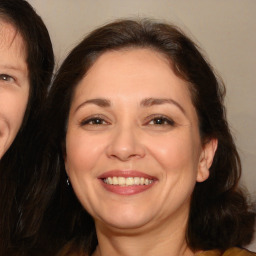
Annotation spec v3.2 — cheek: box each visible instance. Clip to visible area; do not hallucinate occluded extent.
[65,130,107,212]
[0,91,29,134]
[65,131,106,176]
[0,89,29,157]
[148,132,200,172]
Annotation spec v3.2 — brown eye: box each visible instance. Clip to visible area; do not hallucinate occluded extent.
[148,116,175,126]
[80,117,108,126]
[0,74,15,82]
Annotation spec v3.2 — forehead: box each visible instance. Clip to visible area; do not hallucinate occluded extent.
[0,19,27,59]
[74,48,191,101]
[0,19,28,73]
[70,48,199,127]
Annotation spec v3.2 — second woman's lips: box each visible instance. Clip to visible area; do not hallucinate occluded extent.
[98,170,157,195]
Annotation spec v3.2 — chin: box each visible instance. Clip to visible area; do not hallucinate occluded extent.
[101,218,150,231]
[95,208,153,231]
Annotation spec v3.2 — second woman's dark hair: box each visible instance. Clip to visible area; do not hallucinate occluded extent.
[30,19,255,255]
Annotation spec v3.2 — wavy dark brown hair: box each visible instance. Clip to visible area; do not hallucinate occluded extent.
[0,0,54,254]
[27,19,255,255]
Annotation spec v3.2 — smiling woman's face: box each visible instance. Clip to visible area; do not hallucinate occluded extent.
[0,20,29,158]
[65,48,216,233]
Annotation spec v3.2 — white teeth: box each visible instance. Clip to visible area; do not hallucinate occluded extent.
[107,177,113,185]
[103,176,153,186]
[113,176,118,185]
[118,177,126,186]
[126,177,134,186]
[134,177,140,185]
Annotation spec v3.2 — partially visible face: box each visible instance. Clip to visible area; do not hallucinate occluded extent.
[65,48,215,233]
[0,20,29,158]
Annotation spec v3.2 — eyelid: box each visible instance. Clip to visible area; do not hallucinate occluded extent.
[143,114,176,126]
[79,114,110,126]
[0,73,16,83]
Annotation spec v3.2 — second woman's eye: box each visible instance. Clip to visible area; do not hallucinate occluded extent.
[147,116,175,126]
[80,117,108,126]
[0,74,15,83]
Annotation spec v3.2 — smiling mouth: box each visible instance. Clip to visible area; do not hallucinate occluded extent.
[103,176,154,186]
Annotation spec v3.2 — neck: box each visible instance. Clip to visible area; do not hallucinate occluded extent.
[93,212,194,256]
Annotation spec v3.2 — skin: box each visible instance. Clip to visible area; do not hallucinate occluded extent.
[0,20,29,158]
[65,48,217,256]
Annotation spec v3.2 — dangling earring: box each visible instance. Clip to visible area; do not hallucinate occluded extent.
[66,176,70,186]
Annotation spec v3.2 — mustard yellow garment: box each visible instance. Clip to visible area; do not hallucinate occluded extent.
[196,247,256,256]
[57,243,256,256]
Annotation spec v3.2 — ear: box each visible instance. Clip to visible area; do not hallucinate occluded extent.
[196,138,218,182]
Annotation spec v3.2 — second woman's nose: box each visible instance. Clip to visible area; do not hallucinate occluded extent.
[106,124,146,162]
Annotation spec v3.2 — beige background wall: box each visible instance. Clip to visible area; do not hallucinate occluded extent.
[28,0,256,250]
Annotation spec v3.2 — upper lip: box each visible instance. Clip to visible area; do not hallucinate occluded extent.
[98,170,157,180]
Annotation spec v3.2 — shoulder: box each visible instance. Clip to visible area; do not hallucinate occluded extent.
[196,248,256,256]
[223,248,256,256]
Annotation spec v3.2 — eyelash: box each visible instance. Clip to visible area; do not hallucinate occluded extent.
[0,74,15,83]
[145,115,175,127]
[80,115,109,126]
[79,114,175,128]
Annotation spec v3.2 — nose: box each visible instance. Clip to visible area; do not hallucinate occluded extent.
[106,125,146,161]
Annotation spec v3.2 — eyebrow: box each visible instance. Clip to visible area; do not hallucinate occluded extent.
[0,64,26,75]
[75,98,111,112]
[75,97,187,115]
[141,97,186,115]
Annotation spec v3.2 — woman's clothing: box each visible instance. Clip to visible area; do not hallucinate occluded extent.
[57,245,255,256]
[196,247,256,256]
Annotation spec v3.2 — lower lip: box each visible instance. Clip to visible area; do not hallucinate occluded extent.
[99,179,155,195]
